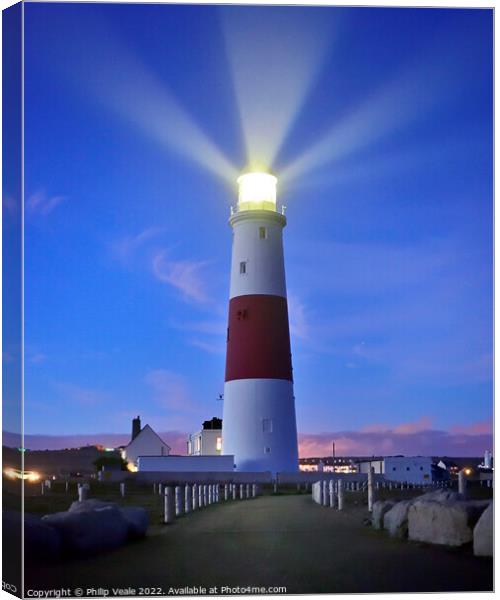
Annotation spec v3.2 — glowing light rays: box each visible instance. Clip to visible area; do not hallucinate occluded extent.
[220,7,333,171]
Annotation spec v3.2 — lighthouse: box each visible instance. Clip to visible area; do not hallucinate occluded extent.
[222,172,299,473]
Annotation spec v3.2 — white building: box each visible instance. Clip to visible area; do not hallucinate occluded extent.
[358,456,433,484]
[187,417,223,456]
[138,454,234,473]
[121,418,171,468]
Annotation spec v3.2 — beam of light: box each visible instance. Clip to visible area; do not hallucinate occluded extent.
[220,7,333,171]
[281,46,472,185]
[58,21,239,185]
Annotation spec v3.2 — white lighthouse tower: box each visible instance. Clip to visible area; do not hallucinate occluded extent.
[222,172,299,473]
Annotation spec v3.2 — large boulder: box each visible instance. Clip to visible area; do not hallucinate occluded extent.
[69,499,148,539]
[121,507,149,539]
[473,502,493,557]
[42,504,129,556]
[408,499,488,547]
[384,500,413,539]
[69,499,114,513]
[416,489,462,503]
[372,500,396,530]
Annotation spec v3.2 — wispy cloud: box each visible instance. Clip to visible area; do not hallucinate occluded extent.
[144,368,195,412]
[288,293,309,341]
[26,190,66,217]
[52,381,113,406]
[111,227,166,264]
[3,195,17,216]
[298,418,493,458]
[152,250,211,304]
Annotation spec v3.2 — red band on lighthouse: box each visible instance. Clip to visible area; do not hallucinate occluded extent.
[225,294,293,382]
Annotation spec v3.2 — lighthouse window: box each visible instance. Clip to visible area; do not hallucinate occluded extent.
[262,418,273,433]
[264,447,271,454]
[239,261,247,274]
[259,226,268,239]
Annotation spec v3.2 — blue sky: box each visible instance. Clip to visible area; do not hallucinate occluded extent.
[6,4,492,454]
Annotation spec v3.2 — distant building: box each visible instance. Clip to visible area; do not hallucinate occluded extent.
[358,456,433,484]
[187,417,223,456]
[299,457,357,473]
[121,417,171,469]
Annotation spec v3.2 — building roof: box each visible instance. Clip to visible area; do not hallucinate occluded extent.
[125,424,171,450]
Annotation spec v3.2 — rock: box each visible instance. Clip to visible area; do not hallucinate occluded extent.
[384,500,413,538]
[473,502,493,557]
[42,504,128,556]
[3,511,62,563]
[416,489,462,503]
[69,499,148,539]
[69,499,115,512]
[372,500,396,530]
[408,499,488,547]
[121,506,149,539]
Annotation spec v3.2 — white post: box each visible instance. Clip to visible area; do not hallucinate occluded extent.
[65,480,69,493]
[78,484,88,502]
[175,485,185,516]
[224,483,229,501]
[252,483,257,498]
[232,483,237,500]
[273,481,278,494]
[164,486,175,524]
[153,483,157,494]
[158,483,163,495]
[185,484,192,513]
[199,484,204,508]
[120,482,125,497]
[338,479,344,511]
[246,484,251,499]
[208,485,213,505]
[203,484,208,507]
[368,467,374,513]
[41,482,45,496]
[240,484,245,500]
[192,483,198,510]
[329,480,335,508]
[458,470,467,497]
[322,480,328,506]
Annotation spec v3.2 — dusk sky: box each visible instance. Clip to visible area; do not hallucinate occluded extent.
[4,4,493,456]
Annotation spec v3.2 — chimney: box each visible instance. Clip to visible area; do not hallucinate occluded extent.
[132,416,141,440]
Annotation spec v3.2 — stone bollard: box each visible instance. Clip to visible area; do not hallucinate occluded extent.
[120,482,126,498]
[322,480,328,506]
[78,483,88,502]
[164,486,175,524]
[185,484,192,513]
[224,483,229,501]
[458,470,467,497]
[252,483,257,498]
[192,484,198,510]
[240,484,245,500]
[175,485,185,516]
[328,480,335,508]
[338,479,344,511]
[367,467,374,513]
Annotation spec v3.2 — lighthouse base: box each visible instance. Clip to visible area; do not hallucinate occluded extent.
[222,378,299,474]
